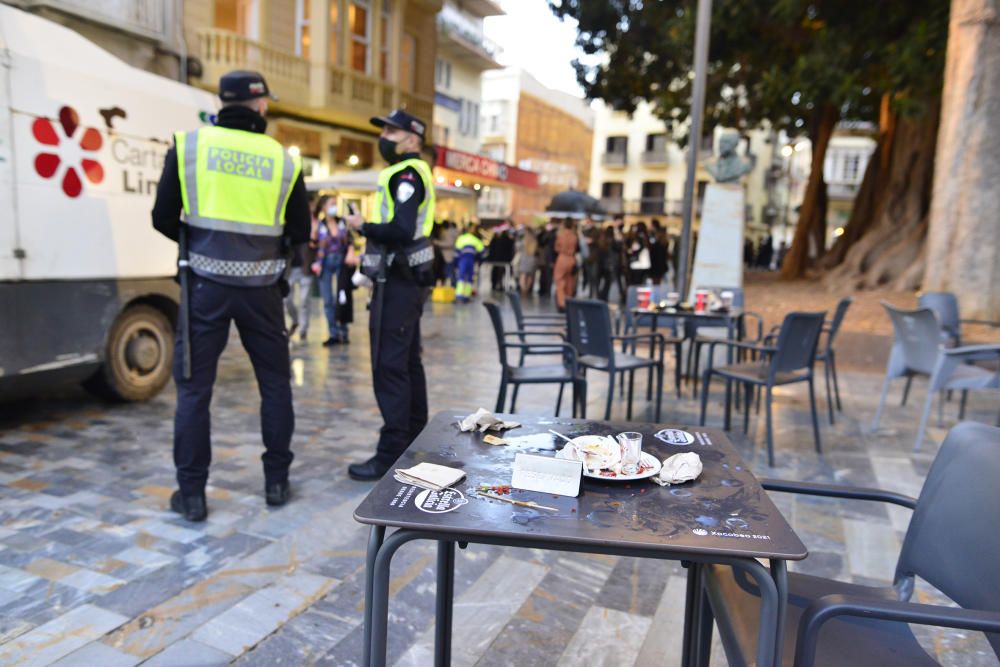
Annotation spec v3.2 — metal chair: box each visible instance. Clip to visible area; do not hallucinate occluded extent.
[618,285,685,399]
[873,302,1000,449]
[817,297,853,424]
[699,311,826,467]
[483,301,585,418]
[696,421,1000,667]
[565,298,665,422]
[504,291,565,367]
[687,286,764,399]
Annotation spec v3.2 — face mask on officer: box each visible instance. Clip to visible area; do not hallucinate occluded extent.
[378,136,400,163]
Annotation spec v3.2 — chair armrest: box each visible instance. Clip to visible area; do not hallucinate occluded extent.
[503,331,566,340]
[961,318,1000,329]
[704,338,777,355]
[942,343,1000,359]
[795,594,1000,667]
[614,333,667,361]
[521,313,565,321]
[761,479,917,510]
[613,332,666,344]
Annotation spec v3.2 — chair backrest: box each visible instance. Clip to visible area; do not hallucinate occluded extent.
[918,291,961,344]
[506,291,527,329]
[565,298,614,359]
[770,312,826,374]
[894,421,1000,655]
[882,302,942,376]
[482,301,511,369]
[824,297,853,350]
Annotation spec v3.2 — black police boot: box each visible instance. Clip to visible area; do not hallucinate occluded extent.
[265,480,291,507]
[348,457,390,481]
[169,490,208,522]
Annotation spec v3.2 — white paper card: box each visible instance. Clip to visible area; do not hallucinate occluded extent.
[511,453,582,497]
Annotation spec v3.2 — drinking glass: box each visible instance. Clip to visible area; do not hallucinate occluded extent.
[617,431,643,475]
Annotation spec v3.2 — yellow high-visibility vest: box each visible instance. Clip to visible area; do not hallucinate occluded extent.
[371,158,435,238]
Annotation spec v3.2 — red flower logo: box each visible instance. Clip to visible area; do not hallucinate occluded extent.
[32,106,104,198]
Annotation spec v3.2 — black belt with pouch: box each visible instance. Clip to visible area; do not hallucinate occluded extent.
[362,236,435,287]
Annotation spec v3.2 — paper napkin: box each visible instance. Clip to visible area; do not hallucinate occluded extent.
[394,462,466,491]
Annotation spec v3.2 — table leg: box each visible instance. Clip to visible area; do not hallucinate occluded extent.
[363,526,385,667]
[770,559,789,666]
[647,317,658,399]
[370,530,423,667]
[435,540,455,667]
[681,561,702,667]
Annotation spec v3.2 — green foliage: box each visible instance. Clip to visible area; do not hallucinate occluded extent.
[548,0,949,138]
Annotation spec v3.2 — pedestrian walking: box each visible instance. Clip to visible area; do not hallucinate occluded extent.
[516,223,538,294]
[284,204,316,342]
[649,218,669,286]
[553,218,578,312]
[345,109,436,481]
[312,201,348,345]
[152,70,310,521]
[334,229,359,344]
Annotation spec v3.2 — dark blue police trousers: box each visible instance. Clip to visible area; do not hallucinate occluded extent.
[173,277,294,496]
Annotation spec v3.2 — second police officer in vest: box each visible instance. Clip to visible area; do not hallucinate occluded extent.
[345,109,436,481]
[152,71,311,521]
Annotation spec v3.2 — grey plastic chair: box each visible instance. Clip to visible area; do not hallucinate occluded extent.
[565,298,664,422]
[618,285,685,399]
[505,291,565,367]
[483,301,586,418]
[687,286,764,399]
[696,421,1000,667]
[817,297,852,424]
[873,302,1000,449]
[699,311,826,467]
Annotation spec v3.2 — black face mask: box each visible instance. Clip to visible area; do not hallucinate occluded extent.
[378,137,399,163]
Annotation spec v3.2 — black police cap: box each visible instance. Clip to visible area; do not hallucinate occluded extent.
[370,109,427,141]
[219,70,278,102]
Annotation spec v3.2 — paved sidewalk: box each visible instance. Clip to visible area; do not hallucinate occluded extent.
[0,294,996,666]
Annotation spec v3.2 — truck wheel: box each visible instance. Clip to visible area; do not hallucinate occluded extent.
[87,305,174,402]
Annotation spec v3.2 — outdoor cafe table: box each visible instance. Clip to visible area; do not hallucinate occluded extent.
[354,410,807,667]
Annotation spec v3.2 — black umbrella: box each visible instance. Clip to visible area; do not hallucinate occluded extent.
[545,189,606,219]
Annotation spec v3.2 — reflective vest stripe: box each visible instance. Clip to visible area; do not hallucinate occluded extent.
[188,252,287,278]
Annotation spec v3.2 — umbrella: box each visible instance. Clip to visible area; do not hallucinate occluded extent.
[545,189,606,219]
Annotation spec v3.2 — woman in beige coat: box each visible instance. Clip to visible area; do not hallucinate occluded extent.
[553,218,578,311]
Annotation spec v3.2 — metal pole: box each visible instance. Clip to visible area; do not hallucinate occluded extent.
[678,0,713,299]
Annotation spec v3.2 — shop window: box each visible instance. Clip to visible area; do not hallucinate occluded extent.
[295,0,310,57]
[379,0,392,80]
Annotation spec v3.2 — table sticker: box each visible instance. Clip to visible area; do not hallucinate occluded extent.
[655,429,695,446]
[416,488,468,514]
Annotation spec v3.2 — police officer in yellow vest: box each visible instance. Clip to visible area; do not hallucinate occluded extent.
[345,109,435,480]
[152,71,310,520]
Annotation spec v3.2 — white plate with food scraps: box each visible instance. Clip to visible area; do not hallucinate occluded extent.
[555,436,662,481]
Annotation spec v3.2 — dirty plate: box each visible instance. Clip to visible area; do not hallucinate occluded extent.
[583,452,662,482]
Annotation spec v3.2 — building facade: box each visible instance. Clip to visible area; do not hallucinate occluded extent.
[188,0,441,219]
[480,68,593,223]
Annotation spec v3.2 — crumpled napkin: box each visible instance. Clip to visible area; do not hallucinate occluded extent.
[651,452,703,486]
[458,408,521,433]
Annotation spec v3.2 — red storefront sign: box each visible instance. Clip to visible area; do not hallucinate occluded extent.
[434,146,539,189]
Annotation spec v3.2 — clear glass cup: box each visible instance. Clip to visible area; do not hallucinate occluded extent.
[617,431,643,475]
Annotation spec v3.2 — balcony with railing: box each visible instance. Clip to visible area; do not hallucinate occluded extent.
[600,198,691,218]
[640,149,669,166]
[197,29,310,107]
[19,0,168,40]
[600,197,625,215]
[601,151,628,168]
[437,14,503,70]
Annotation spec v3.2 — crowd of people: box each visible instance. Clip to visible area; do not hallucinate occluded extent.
[421,216,682,309]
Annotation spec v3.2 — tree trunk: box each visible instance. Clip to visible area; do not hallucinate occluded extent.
[779,105,838,279]
[924,0,1000,320]
[820,105,939,291]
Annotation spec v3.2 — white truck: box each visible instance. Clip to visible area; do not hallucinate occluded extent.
[0,5,218,400]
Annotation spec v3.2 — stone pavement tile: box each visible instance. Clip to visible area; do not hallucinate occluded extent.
[0,603,127,667]
[843,517,901,582]
[594,557,673,618]
[0,563,43,593]
[473,553,615,667]
[49,640,141,667]
[0,619,34,645]
[114,546,177,570]
[395,554,549,667]
[556,606,652,667]
[126,518,204,544]
[142,639,233,667]
[191,571,335,655]
[23,556,79,581]
[59,568,126,594]
[634,574,688,667]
